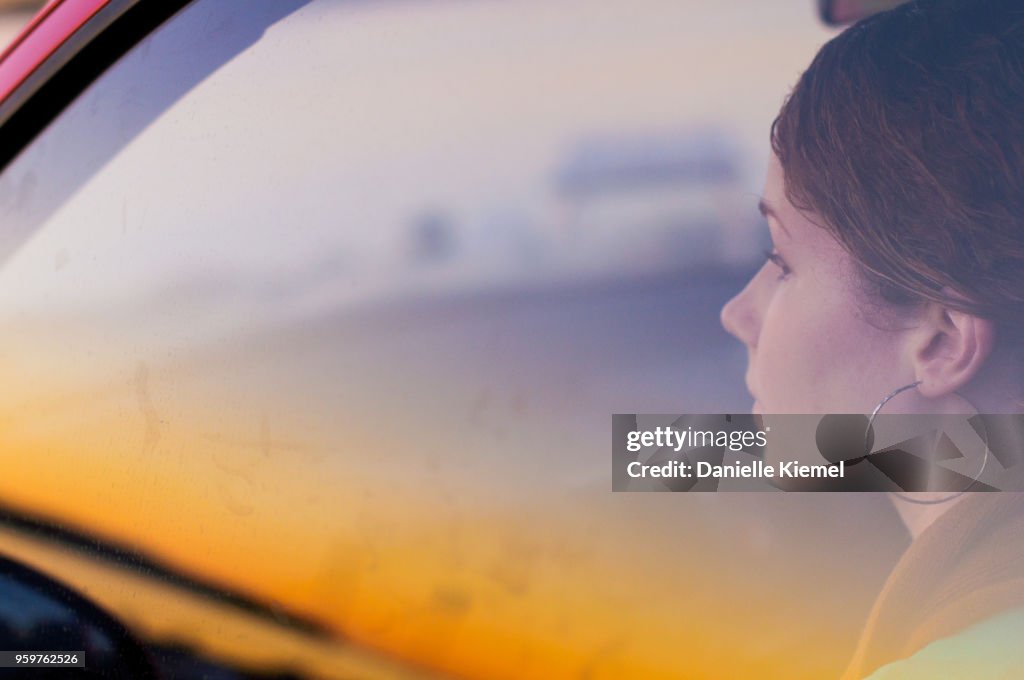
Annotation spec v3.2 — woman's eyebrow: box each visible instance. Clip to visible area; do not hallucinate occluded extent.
[757,198,791,237]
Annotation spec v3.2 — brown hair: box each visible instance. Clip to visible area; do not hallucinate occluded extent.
[772,0,1024,347]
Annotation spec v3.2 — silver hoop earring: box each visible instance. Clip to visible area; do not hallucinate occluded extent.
[864,380,990,504]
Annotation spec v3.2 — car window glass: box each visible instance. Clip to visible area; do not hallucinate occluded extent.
[0,1,832,676]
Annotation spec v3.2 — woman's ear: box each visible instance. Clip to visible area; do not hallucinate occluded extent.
[908,302,995,399]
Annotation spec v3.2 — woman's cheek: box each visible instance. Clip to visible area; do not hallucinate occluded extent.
[758,300,823,412]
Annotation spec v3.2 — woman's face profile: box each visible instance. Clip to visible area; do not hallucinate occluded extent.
[720,154,915,415]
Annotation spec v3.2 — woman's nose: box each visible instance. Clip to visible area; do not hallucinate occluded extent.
[720,276,761,348]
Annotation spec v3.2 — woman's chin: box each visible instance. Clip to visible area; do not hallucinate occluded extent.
[752,399,762,415]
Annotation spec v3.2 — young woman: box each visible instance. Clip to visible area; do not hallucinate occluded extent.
[721,0,1024,677]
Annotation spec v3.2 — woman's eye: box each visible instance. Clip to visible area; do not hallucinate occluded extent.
[762,248,791,280]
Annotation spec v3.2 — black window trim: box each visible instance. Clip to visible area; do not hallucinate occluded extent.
[0,0,192,172]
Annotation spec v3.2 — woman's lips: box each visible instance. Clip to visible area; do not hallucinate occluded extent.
[745,376,760,413]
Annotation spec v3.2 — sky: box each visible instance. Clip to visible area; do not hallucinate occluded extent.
[0,3,859,678]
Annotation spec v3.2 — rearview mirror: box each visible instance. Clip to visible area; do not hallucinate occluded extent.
[0,555,155,678]
[818,0,910,25]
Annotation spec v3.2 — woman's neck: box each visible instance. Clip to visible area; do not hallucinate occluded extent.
[890,493,966,540]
